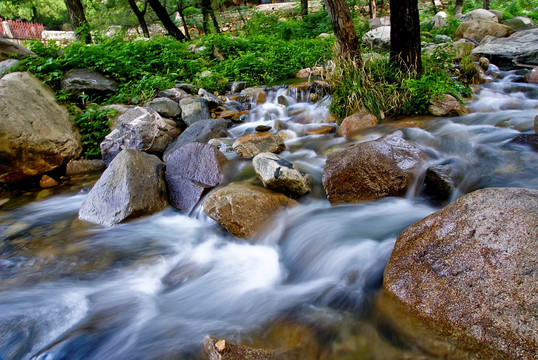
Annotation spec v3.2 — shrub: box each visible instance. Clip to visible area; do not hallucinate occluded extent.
[74,106,114,159]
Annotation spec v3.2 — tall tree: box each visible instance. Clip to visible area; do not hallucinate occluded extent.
[323,0,361,63]
[200,0,219,34]
[301,0,308,17]
[390,0,421,73]
[369,0,377,18]
[454,0,463,16]
[147,0,186,40]
[483,0,489,10]
[127,0,150,37]
[64,0,91,43]
[176,0,191,41]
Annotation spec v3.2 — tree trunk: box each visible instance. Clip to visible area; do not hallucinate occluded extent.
[64,0,92,43]
[301,0,308,17]
[390,0,421,74]
[147,0,186,41]
[323,0,361,63]
[431,0,438,14]
[483,0,489,10]
[369,0,377,18]
[454,0,463,16]
[200,0,220,34]
[128,0,150,37]
[177,0,191,40]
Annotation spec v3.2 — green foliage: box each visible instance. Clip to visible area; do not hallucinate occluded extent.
[0,0,68,30]
[243,10,332,40]
[74,106,114,159]
[328,54,471,120]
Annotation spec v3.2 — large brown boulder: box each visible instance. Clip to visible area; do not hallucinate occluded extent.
[322,135,427,205]
[0,38,36,61]
[428,94,468,117]
[382,187,538,360]
[455,20,513,44]
[233,132,286,158]
[0,72,81,183]
[165,142,228,212]
[78,149,168,227]
[203,183,298,238]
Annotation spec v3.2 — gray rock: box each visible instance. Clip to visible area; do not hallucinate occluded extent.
[431,11,448,28]
[179,97,211,126]
[462,8,498,23]
[238,86,266,103]
[0,59,19,76]
[535,115,538,135]
[0,38,36,61]
[424,164,458,201]
[0,72,81,183]
[175,83,198,95]
[101,104,134,130]
[362,26,391,50]
[277,94,291,107]
[198,88,224,108]
[165,142,228,212]
[145,97,181,118]
[253,152,310,197]
[369,16,390,29]
[508,134,538,151]
[100,107,175,165]
[66,159,105,176]
[382,187,538,360]
[471,28,538,68]
[433,34,452,44]
[158,87,189,101]
[232,132,286,158]
[489,9,503,22]
[163,118,229,161]
[78,149,168,226]
[61,68,118,96]
[455,20,513,44]
[208,138,234,153]
[322,135,427,205]
[230,81,247,94]
[502,17,533,30]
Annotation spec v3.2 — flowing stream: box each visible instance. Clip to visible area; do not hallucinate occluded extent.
[0,71,537,359]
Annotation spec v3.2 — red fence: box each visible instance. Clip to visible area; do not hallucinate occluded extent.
[0,18,44,39]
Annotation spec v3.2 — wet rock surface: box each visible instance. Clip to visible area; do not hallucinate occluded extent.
[322,135,428,204]
[165,142,228,212]
[337,109,378,139]
[78,149,168,227]
[383,187,538,360]
[428,94,468,117]
[253,152,311,197]
[203,182,298,238]
[233,132,286,158]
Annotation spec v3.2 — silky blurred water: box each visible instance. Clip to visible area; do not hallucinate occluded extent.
[0,71,537,359]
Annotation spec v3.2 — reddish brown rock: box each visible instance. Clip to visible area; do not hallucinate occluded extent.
[322,135,427,205]
[232,132,286,158]
[524,67,538,84]
[382,187,538,360]
[428,94,468,117]
[203,183,298,238]
[305,125,335,135]
[165,142,228,212]
[39,175,58,188]
[337,109,378,139]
